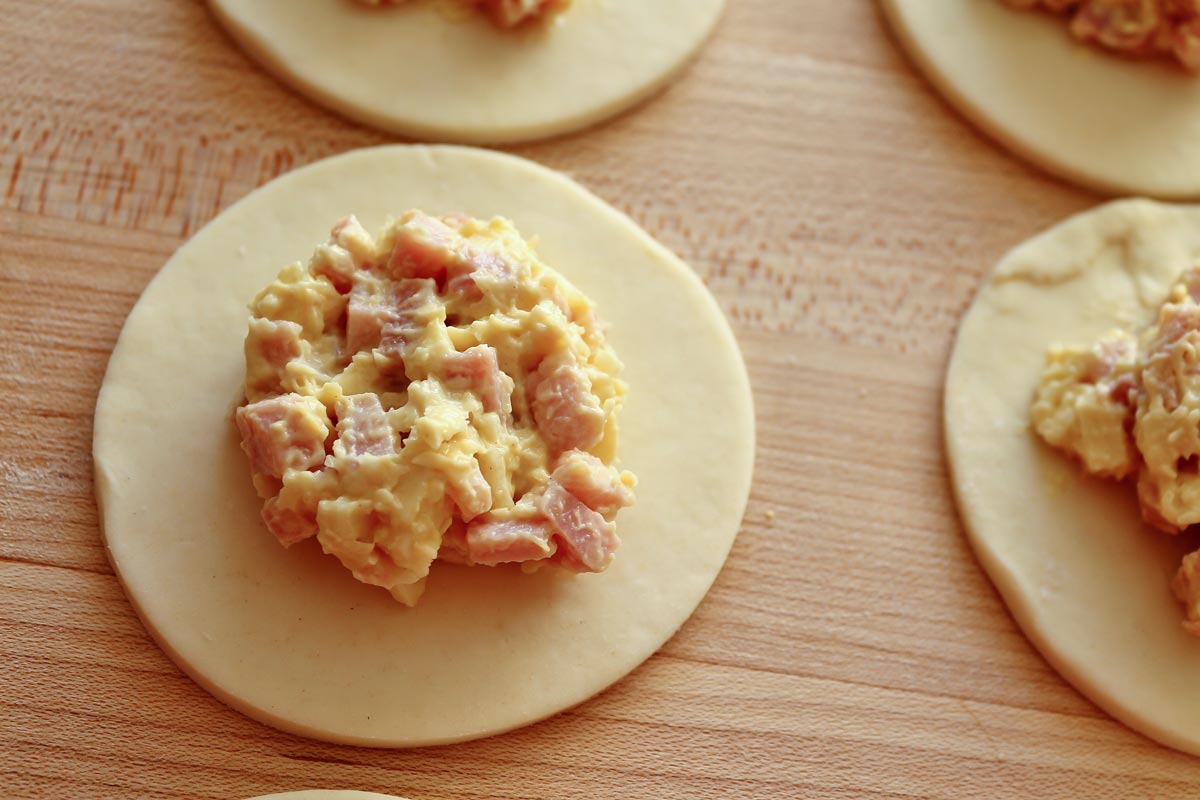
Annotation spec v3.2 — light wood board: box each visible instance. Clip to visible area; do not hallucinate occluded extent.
[4,0,1199,798]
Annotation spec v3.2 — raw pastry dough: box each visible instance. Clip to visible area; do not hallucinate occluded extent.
[946,198,1200,754]
[207,0,725,144]
[881,0,1200,198]
[93,145,754,747]
[248,794,407,800]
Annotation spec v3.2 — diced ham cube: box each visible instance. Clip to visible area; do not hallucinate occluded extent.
[465,516,556,565]
[446,458,494,521]
[441,345,512,416]
[551,450,635,517]
[261,496,319,547]
[445,248,517,304]
[335,394,397,457]
[346,281,390,353]
[540,480,619,572]
[528,354,605,454]
[345,278,434,359]
[375,279,439,377]
[314,215,374,293]
[236,393,331,480]
[386,212,462,282]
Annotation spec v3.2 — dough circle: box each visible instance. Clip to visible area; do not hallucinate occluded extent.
[93,145,754,747]
[881,0,1200,199]
[946,199,1200,754]
[247,794,407,800]
[207,0,725,145]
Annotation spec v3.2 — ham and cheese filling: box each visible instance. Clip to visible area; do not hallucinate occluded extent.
[235,211,636,605]
[1003,0,1200,70]
[1032,265,1200,633]
[355,0,569,28]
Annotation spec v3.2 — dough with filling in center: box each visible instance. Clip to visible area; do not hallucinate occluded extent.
[93,145,754,747]
[946,198,1200,755]
[207,0,725,144]
[881,0,1200,198]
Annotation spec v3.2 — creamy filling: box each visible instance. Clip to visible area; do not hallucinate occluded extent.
[1003,0,1200,70]
[235,211,636,605]
[1032,264,1200,633]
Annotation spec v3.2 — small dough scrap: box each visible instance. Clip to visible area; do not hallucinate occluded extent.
[881,0,1200,197]
[93,145,754,747]
[946,198,1200,755]
[207,0,725,144]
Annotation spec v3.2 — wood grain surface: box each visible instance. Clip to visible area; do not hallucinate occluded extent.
[3,1,1197,798]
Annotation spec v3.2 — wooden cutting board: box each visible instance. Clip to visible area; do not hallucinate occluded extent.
[4,1,1200,798]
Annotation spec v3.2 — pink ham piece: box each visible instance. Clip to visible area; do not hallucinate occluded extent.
[540,481,619,572]
[465,516,556,565]
[235,393,330,481]
[441,345,511,416]
[387,212,462,282]
[386,212,517,302]
[335,394,397,457]
[347,278,436,356]
[374,279,439,377]
[316,215,377,293]
[551,450,635,517]
[345,281,385,354]
[445,248,517,304]
[528,354,606,454]
[261,496,319,547]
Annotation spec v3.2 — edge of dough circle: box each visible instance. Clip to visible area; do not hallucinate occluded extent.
[92,145,755,747]
[945,198,1200,755]
[882,0,1200,199]
[248,794,409,800]
[207,0,726,145]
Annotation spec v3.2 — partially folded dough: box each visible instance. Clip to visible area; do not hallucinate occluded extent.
[946,198,1200,754]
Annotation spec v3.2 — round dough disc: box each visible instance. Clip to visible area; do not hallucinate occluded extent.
[207,0,724,145]
[93,145,754,747]
[248,794,407,800]
[881,0,1200,198]
[945,198,1200,754]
